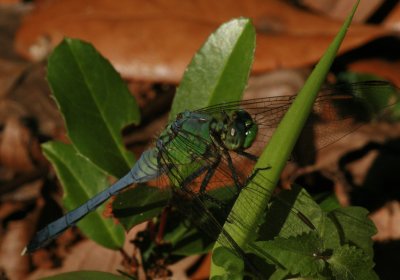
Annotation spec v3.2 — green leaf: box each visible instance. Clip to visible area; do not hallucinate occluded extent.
[40,271,129,280]
[42,141,125,250]
[47,38,140,178]
[170,18,255,118]
[253,232,326,277]
[327,245,378,280]
[212,1,361,277]
[112,185,171,230]
[211,247,245,280]
[261,186,326,239]
[316,193,341,212]
[260,186,340,250]
[328,207,377,256]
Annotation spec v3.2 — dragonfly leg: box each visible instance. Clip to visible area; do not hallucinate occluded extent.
[235,150,258,162]
[180,164,209,191]
[178,154,222,194]
[223,150,243,192]
[243,166,272,187]
[199,156,221,193]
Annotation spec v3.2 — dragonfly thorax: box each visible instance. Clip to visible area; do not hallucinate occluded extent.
[212,109,258,151]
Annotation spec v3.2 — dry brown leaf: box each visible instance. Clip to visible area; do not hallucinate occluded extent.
[0,58,27,98]
[15,0,391,83]
[384,2,400,31]
[7,63,65,139]
[26,221,200,279]
[300,0,384,22]
[27,239,126,279]
[27,223,140,279]
[0,220,31,280]
[190,253,211,280]
[0,200,25,220]
[348,59,400,87]
[0,117,36,171]
[0,0,22,5]
[371,201,400,241]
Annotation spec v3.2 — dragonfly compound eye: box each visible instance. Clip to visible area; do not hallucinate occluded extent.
[221,110,258,150]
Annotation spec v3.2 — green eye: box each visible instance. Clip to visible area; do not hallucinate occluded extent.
[243,122,258,149]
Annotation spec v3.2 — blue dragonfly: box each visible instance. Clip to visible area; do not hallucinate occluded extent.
[24,81,398,278]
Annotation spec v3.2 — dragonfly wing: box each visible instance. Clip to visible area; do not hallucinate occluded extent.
[196,81,399,161]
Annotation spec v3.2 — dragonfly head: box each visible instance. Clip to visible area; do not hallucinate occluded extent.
[221,110,258,150]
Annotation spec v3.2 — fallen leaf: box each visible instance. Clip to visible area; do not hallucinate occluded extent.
[370,201,400,241]
[0,58,27,97]
[27,239,126,279]
[15,0,391,83]
[189,253,211,280]
[300,0,384,22]
[0,0,23,5]
[27,223,141,279]
[0,220,31,280]
[384,2,400,31]
[0,117,36,171]
[6,63,65,139]
[0,201,25,220]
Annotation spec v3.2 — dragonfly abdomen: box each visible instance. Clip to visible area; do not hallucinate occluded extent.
[128,148,160,184]
[24,149,160,253]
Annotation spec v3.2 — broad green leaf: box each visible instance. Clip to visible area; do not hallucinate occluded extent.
[328,207,377,256]
[47,39,140,178]
[317,193,341,212]
[212,1,361,277]
[170,18,255,118]
[42,141,125,250]
[112,185,170,230]
[211,247,245,280]
[261,186,325,238]
[253,232,326,277]
[260,186,340,250]
[327,245,378,280]
[40,271,128,280]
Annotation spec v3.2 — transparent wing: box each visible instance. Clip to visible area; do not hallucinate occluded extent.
[215,80,398,169]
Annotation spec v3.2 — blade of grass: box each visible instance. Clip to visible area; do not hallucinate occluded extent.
[211,0,361,277]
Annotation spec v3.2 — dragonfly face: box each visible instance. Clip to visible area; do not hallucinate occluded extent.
[213,109,258,151]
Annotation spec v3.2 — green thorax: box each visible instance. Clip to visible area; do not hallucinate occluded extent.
[156,109,258,166]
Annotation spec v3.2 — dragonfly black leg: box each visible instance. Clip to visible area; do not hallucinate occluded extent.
[223,150,244,192]
[178,155,220,191]
[235,150,258,162]
[179,164,209,191]
[199,156,221,193]
[176,156,227,208]
[243,166,272,186]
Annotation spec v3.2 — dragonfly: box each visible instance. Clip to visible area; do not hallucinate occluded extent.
[24,81,398,278]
